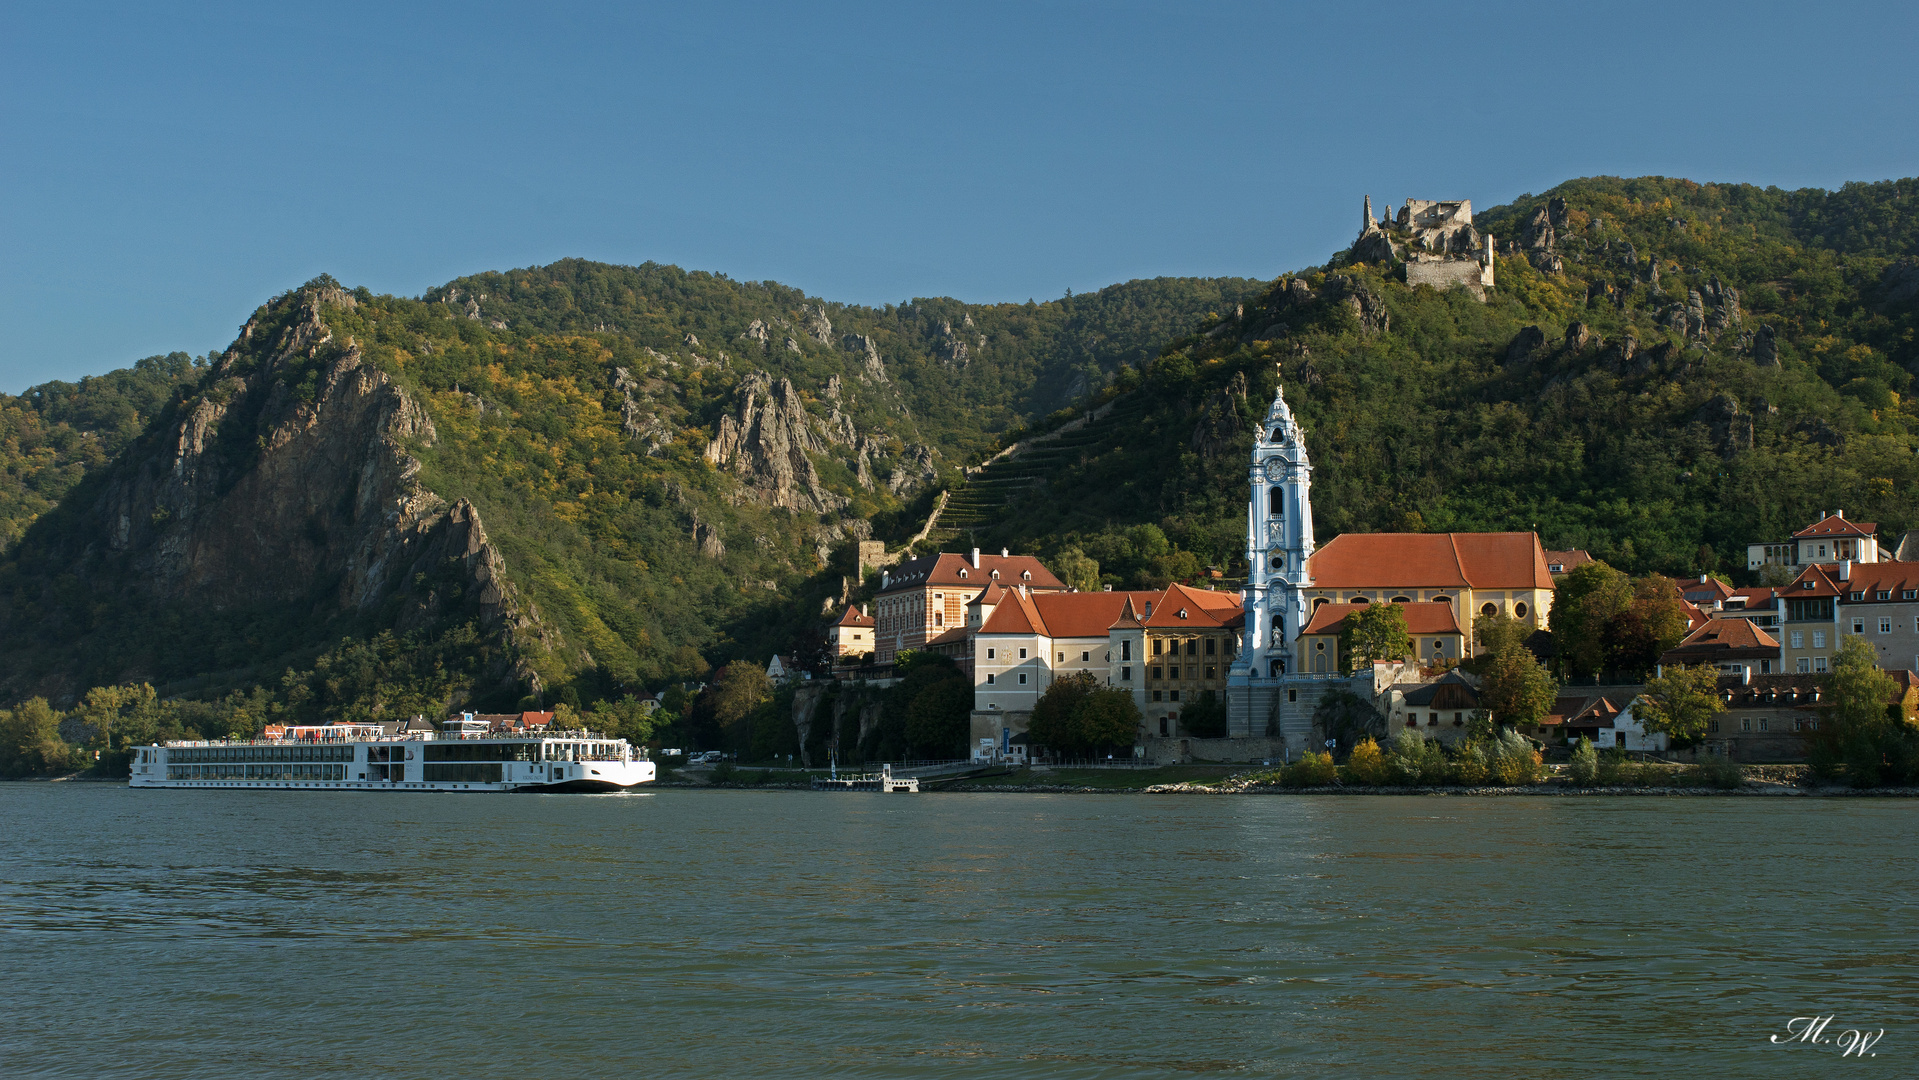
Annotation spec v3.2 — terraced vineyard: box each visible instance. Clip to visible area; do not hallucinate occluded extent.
[935,394,1152,542]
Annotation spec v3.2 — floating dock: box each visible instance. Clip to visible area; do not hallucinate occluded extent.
[812,764,918,792]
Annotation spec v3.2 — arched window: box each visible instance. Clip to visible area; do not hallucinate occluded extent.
[1481,602,1498,617]
[1433,595,1452,607]
[1271,428,1285,442]
[1021,570,1032,581]
[990,570,1000,580]
[1312,597,1330,611]
[1514,601,1530,619]
[958,568,968,579]
[1390,596,1412,604]
[1352,596,1371,605]
[1269,487,1285,516]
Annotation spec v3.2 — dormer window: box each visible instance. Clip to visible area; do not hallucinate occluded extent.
[990,570,999,580]
[1878,591,1892,600]
[958,569,968,579]
[1802,582,1815,590]
[1021,571,1031,581]
[1144,602,1153,616]
[1178,609,1189,619]
[1850,592,1864,601]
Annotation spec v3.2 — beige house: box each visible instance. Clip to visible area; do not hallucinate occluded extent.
[873,548,1066,664]
[1746,511,1880,572]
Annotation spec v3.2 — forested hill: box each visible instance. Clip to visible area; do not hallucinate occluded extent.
[0,266,1256,710]
[957,176,1919,592]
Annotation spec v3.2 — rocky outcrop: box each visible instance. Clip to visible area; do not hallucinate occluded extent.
[612,366,675,454]
[1505,325,1547,364]
[1352,228,1397,265]
[1696,394,1753,455]
[887,444,938,495]
[692,512,725,559]
[1564,322,1591,351]
[1190,372,1248,457]
[842,333,889,383]
[742,319,771,345]
[1751,324,1780,366]
[804,304,833,344]
[935,320,973,367]
[1325,276,1389,335]
[68,280,553,693]
[704,372,845,513]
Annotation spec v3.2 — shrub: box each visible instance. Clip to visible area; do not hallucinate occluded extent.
[1344,738,1388,785]
[1490,730,1543,785]
[1283,751,1338,787]
[1451,740,1490,785]
[710,761,737,784]
[1567,738,1600,785]
[1691,753,1744,790]
[1390,728,1449,786]
[1596,747,1646,786]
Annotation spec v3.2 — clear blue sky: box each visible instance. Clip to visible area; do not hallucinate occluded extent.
[4,1,1915,391]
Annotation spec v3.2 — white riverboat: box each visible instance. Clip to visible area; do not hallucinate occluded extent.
[129,719,655,793]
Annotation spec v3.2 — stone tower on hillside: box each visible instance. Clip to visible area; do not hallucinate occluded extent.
[1354,195,1497,300]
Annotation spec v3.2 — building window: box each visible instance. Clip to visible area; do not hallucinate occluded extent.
[1514,601,1529,619]
[1206,666,1216,680]
[1058,652,1064,663]
[1152,690,1163,701]
[1741,718,1751,732]
[1018,673,1027,684]
[1170,690,1180,702]
[1792,719,1803,732]
[1709,719,1720,733]
[1904,591,1916,601]
[1453,712,1464,725]
[1170,666,1181,680]
[1849,592,1864,602]
[1878,591,1892,601]
[1154,640,1164,656]
[1761,659,1772,674]
[1206,638,1217,655]
[1121,666,1132,681]
[986,674,995,685]
[1081,651,1091,662]
[1790,631,1804,649]
[1121,640,1132,661]
[1185,639,1197,655]
[1814,657,1829,673]
[1019,648,1028,659]
[1813,631,1826,649]
[1151,667,1163,680]
[1288,689,1298,702]
[1759,718,1769,732]
[1481,602,1498,617]
[1853,619,1865,634]
[1797,658,1811,673]
[1428,713,1439,726]
[935,613,944,626]
[1881,618,1893,634]
[1159,717,1169,736]
[986,648,996,659]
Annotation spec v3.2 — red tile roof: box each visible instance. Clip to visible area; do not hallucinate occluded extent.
[832,606,875,628]
[1793,514,1876,539]
[1795,560,1919,601]
[1309,532,1553,590]
[879,552,1065,594]
[1141,583,1242,628]
[1544,549,1594,573]
[979,590,1165,638]
[1301,600,1463,636]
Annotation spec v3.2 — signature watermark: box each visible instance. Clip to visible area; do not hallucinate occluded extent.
[1771,1016,1884,1058]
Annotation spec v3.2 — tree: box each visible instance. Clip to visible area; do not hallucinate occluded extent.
[701,663,771,752]
[1345,737,1387,784]
[1078,687,1143,751]
[1180,690,1228,738]
[1473,613,1532,659]
[1550,561,1632,677]
[1823,634,1900,737]
[1052,547,1101,593]
[1479,643,1559,730]
[1029,671,1100,754]
[1339,603,1412,674]
[905,676,972,758]
[1608,575,1691,675]
[1312,687,1381,748]
[0,698,70,777]
[1637,663,1724,743]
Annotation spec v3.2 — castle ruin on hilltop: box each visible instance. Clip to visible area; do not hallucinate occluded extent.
[1352,195,1495,300]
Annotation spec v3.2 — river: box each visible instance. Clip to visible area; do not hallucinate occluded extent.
[2,785,1912,1077]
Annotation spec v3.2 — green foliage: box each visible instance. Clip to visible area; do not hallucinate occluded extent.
[1809,634,1913,786]
[1180,689,1228,738]
[1690,752,1745,789]
[1051,547,1101,593]
[1388,728,1449,785]
[1339,602,1412,674]
[1479,641,1560,729]
[1313,687,1381,746]
[1551,562,1633,677]
[1452,739,1491,785]
[0,698,71,777]
[1568,736,1600,784]
[1489,730,1543,785]
[1638,663,1725,743]
[1028,671,1142,756]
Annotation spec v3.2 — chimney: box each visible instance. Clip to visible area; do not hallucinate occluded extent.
[1840,560,1851,581]
[1742,664,1752,685]
[882,572,890,588]
[1700,574,1709,584]
[1837,509,1845,519]
[1001,547,1009,558]
[971,547,980,568]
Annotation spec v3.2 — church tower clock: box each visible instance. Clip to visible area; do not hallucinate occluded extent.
[1228,373,1316,734]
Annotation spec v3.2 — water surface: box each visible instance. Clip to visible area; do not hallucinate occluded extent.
[3,786,1912,1077]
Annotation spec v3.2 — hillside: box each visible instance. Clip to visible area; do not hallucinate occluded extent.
[0,265,1257,714]
[6,173,1919,744]
[954,176,1919,591]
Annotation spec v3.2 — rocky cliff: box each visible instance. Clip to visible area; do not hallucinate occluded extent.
[2,281,553,698]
